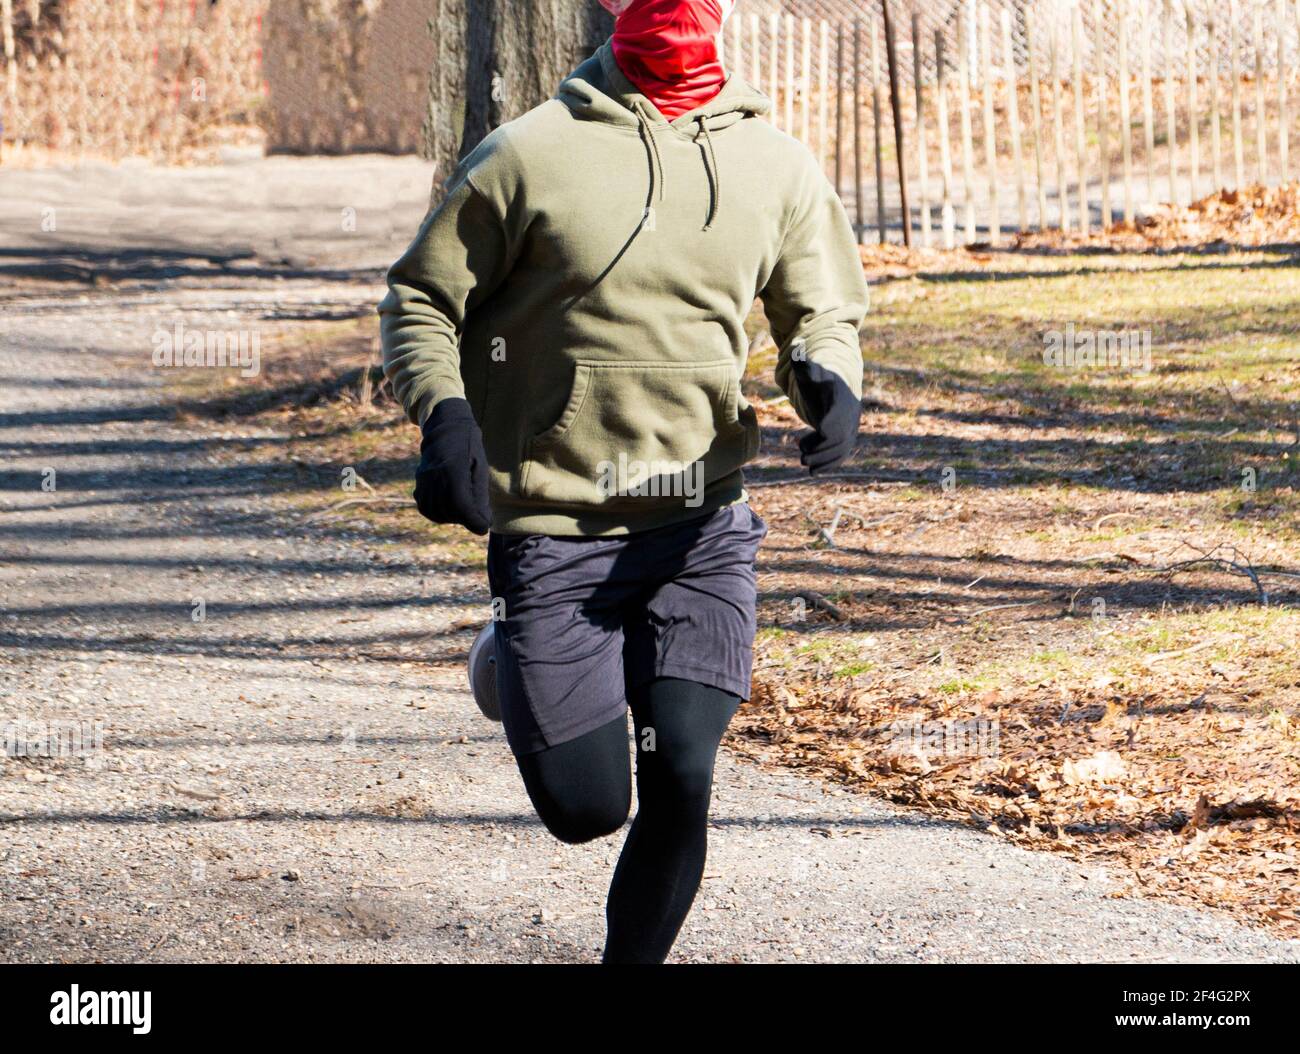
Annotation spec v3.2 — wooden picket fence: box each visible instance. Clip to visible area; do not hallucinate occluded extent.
[730,0,1300,246]
[8,0,1300,243]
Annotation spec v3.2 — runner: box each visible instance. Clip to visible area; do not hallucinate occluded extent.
[379,0,867,964]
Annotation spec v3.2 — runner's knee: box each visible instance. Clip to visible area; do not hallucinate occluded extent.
[535,794,630,844]
[514,715,632,845]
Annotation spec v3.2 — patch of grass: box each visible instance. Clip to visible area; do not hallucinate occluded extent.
[794,638,849,661]
[861,255,1300,483]
[937,676,990,695]
[835,661,877,678]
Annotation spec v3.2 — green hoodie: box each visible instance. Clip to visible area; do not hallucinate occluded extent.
[379,41,867,536]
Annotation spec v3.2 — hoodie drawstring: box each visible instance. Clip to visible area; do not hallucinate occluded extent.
[695,115,721,231]
[633,101,723,233]
[633,101,666,212]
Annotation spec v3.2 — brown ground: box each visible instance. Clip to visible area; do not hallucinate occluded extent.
[163,228,1300,940]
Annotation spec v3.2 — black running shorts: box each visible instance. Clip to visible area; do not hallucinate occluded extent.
[485,503,767,755]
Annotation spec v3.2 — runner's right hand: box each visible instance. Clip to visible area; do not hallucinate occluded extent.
[413,398,492,535]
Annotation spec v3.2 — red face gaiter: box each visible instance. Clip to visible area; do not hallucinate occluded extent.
[602,0,734,120]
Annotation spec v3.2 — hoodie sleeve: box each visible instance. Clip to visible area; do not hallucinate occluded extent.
[378,130,521,427]
[761,162,868,423]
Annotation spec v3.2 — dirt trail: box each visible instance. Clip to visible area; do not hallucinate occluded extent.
[1,157,1296,963]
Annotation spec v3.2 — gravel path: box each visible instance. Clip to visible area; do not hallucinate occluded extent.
[2,157,1297,964]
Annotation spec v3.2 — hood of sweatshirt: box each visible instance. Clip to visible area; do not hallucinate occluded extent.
[559,39,769,130]
[558,41,770,230]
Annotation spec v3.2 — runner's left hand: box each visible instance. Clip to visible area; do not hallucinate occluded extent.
[791,357,862,475]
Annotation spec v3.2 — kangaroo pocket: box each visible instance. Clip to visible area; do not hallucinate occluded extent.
[519,359,759,508]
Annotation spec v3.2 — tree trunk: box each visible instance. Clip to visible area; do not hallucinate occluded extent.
[425,0,613,205]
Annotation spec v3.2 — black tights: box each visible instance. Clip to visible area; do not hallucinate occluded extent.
[513,677,739,964]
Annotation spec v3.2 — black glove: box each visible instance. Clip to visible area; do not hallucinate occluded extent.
[791,357,862,475]
[413,398,492,535]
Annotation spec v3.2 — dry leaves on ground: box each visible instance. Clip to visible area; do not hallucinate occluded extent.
[731,672,1300,936]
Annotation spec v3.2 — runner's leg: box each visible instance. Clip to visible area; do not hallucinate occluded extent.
[513,713,631,845]
[602,677,740,964]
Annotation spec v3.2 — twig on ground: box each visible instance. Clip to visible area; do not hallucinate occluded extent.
[1131,541,1271,606]
[816,504,846,547]
[1093,511,1140,531]
[814,501,901,527]
[305,496,413,522]
[794,589,848,621]
[966,600,1038,618]
[1144,636,1243,665]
